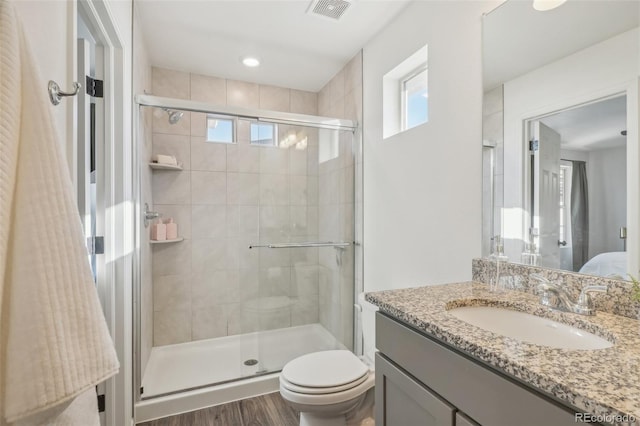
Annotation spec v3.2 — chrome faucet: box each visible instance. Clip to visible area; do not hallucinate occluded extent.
[530,274,607,316]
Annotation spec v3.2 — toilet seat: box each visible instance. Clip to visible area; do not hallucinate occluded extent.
[279,371,375,406]
[279,350,375,406]
[280,371,369,394]
[281,350,369,388]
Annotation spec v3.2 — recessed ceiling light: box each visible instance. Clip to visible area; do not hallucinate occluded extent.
[242,57,260,68]
[532,0,567,11]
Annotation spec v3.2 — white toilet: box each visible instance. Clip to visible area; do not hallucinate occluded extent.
[279,294,378,426]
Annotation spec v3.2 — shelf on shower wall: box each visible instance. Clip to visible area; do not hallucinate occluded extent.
[149,162,183,171]
[150,237,184,244]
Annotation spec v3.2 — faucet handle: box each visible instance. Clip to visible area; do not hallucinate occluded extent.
[577,285,607,307]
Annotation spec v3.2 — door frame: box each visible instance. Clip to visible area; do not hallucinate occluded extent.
[76,1,133,425]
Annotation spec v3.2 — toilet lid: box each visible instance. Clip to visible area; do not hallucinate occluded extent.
[281,350,368,388]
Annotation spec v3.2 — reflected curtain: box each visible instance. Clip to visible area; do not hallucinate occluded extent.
[570,161,589,271]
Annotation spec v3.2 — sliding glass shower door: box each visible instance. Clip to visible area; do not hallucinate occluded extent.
[238,124,355,377]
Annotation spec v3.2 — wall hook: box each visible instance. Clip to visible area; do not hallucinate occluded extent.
[48,80,81,105]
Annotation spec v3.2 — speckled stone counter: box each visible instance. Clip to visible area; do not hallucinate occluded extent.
[366,282,640,425]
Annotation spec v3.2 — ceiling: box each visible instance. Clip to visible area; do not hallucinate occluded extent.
[483,0,640,91]
[135,0,411,92]
[540,95,627,151]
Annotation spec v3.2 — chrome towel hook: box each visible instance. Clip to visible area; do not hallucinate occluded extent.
[48,80,81,105]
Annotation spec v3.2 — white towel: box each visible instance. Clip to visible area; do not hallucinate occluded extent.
[0,1,119,424]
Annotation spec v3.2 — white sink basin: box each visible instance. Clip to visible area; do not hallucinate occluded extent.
[448,306,613,350]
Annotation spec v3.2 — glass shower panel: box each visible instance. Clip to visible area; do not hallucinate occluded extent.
[240,125,355,376]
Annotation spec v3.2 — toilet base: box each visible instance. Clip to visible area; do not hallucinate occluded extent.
[300,412,346,426]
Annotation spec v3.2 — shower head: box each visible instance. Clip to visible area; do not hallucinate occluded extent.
[164,108,184,125]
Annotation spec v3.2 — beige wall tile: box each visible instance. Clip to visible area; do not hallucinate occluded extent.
[344,51,362,96]
[191,238,227,273]
[154,274,192,312]
[152,133,190,169]
[154,309,191,346]
[260,147,289,174]
[259,85,290,112]
[190,137,227,172]
[260,267,291,297]
[152,239,192,277]
[227,80,259,108]
[227,172,260,205]
[191,205,227,239]
[190,112,207,137]
[260,174,290,205]
[290,90,318,115]
[192,270,239,308]
[289,147,307,176]
[191,171,227,204]
[238,206,260,236]
[192,306,227,340]
[259,206,290,239]
[152,171,191,205]
[290,176,308,206]
[227,145,260,173]
[190,73,226,104]
[291,296,319,326]
[152,67,190,99]
[289,206,309,236]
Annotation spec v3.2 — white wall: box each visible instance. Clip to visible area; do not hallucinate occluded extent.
[502,27,639,274]
[363,0,501,292]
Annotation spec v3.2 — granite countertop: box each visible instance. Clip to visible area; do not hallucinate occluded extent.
[366,282,640,425]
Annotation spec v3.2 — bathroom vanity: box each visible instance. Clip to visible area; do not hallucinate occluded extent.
[367,282,640,426]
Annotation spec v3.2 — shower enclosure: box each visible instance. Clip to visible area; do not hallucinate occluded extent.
[133,95,357,404]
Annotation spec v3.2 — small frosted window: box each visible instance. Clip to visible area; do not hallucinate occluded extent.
[402,68,428,130]
[251,123,277,146]
[206,115,235,143]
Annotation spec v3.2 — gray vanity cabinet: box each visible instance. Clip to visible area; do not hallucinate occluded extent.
[375,313,579,426]
[375,353,455,425]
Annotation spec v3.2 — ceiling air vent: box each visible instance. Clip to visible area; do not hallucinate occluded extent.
[308,0,352,21]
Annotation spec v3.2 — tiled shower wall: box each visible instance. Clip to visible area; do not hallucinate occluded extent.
[150,67,324,346]
[316,52,363,350]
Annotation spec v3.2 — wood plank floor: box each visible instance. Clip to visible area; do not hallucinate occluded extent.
[137,392,300,426]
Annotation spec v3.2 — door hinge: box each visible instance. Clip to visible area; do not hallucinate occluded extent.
[140,387,144,395]
[87,236,105,255]
[86,76,104,98]
[529,139,539,152]
[97,394,105,413]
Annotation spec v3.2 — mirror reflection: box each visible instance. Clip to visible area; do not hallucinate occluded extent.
[482,0,639,279]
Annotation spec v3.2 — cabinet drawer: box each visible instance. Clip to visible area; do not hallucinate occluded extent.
[456,413,480,426]
[376,313,577,426]
[376,353,455,426]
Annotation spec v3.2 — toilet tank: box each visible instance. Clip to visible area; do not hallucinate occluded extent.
[357,293,379,365]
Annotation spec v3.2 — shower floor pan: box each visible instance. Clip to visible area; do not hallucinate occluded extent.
[141,323,345,399]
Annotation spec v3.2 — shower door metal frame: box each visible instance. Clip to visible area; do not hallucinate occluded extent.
[135,94,357,132]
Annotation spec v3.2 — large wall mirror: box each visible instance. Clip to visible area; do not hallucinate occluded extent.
[482,0,639,280]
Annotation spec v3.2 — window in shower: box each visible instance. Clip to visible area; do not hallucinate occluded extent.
[206,114,236,143]
[250,122,277,146]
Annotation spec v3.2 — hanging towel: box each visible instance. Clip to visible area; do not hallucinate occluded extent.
[0,1,119,424]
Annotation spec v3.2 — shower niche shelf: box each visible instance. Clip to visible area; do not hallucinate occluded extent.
[150,237,184,244]
[149,162,183,171]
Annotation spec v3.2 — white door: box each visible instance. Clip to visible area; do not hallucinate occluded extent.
[532,121,562,269]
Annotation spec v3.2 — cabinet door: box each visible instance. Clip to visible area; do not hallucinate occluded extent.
[456,413,480,426]
[376,353,455,426]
